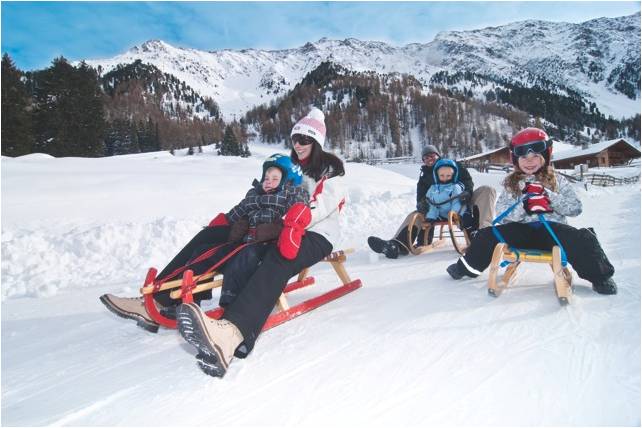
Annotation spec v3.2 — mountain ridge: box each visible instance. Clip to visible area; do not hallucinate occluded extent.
[82,13,640,121]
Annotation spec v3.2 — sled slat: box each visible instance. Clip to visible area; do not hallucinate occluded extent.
[169,277,224,300]
[488,244,573,305]
[140,272,217,295]
[139,248,362,330]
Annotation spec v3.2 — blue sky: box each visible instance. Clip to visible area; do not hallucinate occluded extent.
[2,1,640,70]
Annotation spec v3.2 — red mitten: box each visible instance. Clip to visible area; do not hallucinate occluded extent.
[523,194,553,214]
[208,213,229,227]
[277,203,312,260]
[522,182,545,196]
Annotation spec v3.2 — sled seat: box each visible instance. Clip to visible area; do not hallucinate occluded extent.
[408,211,470,256]
[139,249,362,330]
[487,243,573,306]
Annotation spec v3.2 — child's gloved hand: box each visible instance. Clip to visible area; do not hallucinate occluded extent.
[208,213,229,227]
[278,203,312,260]
[522,182,546,196]
[523,194,553,214]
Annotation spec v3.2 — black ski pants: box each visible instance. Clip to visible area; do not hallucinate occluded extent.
[462,222,615,283]
[222,231,333,358]
[218,243,271,307]
[153,226,233,307]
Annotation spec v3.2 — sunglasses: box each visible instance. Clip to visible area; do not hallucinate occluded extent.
[291,135,315,146]
[512,140,549,158]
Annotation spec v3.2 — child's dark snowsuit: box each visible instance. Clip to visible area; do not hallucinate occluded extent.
[219,180,309,307]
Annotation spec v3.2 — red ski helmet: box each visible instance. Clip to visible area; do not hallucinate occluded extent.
[510,127,552,167]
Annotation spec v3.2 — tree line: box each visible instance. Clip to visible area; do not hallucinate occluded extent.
[244,62,639,161]
[3,54,638,160]
[1,54,245,158]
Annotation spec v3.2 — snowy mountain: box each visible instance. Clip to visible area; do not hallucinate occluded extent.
[1,145,640,425]
[83,13,640,120]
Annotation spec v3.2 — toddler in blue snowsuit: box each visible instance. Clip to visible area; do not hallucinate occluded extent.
[425,158,468,222]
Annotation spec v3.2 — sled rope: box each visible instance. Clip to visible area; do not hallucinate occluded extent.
[490,194,568,268]
[537,214,568,267]
[491,199,523,266]
[154,242,229,286]
[192,241,259,283]
[155,240,262,289]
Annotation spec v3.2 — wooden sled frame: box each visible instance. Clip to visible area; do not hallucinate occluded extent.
[487,243,573,306]
[139,249,362,331]
[407,211,470,256]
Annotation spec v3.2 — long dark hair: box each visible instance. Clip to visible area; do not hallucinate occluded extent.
[503,165,557,197]
[290,142,345,182]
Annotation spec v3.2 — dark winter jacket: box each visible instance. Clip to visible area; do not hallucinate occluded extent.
[416,159,473,206]
[226,180,310,232]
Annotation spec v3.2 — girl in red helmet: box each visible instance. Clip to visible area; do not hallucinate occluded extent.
[446,127,617,296]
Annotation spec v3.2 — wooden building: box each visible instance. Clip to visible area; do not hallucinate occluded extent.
[459,146,512,171]
[551,139,641,169]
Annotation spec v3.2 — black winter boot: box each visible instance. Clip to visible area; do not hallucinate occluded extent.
[382,240,400,259]
[592,278,617,295]
[367,236,386,254]
[447,260,478,280]
[367,236,401,259]
[159,305,177,320]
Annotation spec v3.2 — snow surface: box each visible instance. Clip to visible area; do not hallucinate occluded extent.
[1,144,640,425]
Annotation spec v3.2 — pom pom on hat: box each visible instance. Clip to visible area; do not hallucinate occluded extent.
[290,107,327,147]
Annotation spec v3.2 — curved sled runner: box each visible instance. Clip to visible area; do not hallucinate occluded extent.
[487,243,573,306]
[407,210,470,256]
[139,249,362,331]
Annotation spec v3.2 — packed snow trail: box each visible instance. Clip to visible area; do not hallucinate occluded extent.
[1,148,639,425]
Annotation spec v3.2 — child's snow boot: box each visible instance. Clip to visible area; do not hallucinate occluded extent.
[446,259,479,280]
[177,303,244,377]
[592,277,617,295]
[99,294,159,333]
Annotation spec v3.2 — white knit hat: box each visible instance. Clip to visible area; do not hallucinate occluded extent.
[290,107,326,147]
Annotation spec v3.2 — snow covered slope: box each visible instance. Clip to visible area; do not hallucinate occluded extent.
[1,147,640,425]
[82,13,641,120]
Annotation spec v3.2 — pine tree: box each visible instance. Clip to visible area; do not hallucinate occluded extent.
[219,125,241,156]
[1,53,34,156]
[31,57,105,157]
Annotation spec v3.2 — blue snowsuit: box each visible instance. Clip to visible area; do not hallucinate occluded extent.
[425,159,467,221]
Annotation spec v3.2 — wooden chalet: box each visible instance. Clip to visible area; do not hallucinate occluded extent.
[459,146,512,172]
[551,138,641,169]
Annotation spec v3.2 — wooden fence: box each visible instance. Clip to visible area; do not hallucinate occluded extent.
[578,173,640,186]
[363,156,417,165]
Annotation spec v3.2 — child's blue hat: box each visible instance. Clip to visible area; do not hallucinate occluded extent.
[432,158,459,184]
[262,154,303,189]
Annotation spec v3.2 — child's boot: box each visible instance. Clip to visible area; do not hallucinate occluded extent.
[447,259,479,280]
[592,277,617,295]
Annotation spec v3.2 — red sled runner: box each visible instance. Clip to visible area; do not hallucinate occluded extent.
[139,249,362,332]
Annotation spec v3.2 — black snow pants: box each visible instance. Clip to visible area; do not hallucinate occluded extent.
[461,222,615,283]
[218,242,271,307]
[222,231,333,358]
[153,226,235,307]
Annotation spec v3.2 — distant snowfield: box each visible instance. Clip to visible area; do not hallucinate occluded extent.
[1,145,640,426]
